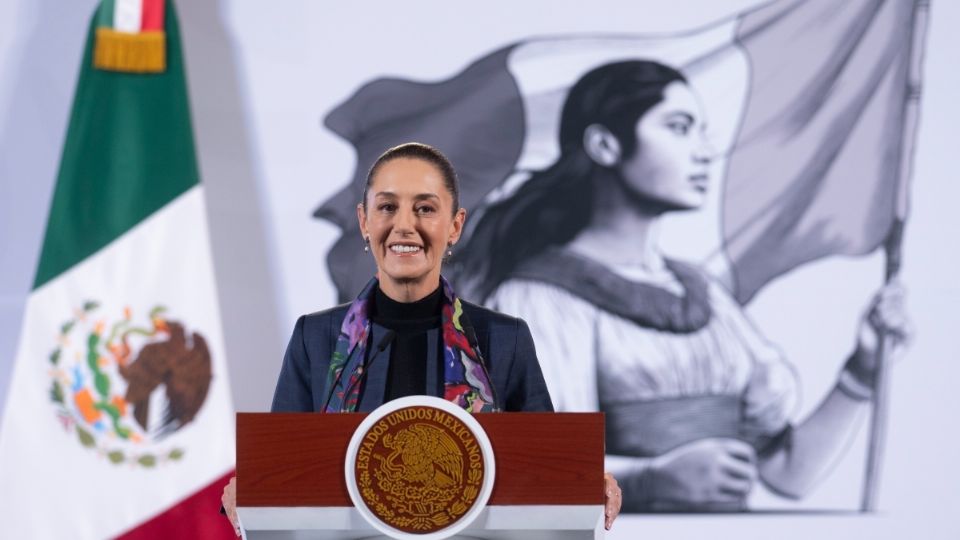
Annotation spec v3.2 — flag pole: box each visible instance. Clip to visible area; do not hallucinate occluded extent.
[860,219,902,513]
[860,0,929,513]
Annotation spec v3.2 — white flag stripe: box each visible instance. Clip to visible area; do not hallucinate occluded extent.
[113,0,142,34]
[0,187,234,539]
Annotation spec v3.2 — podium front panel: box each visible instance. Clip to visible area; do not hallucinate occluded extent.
[237,412,604,507]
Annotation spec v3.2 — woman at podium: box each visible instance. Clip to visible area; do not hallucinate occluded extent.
[271,142,552,415]
[222,142,622,534]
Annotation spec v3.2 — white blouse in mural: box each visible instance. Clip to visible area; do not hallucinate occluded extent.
[486,270,799,441]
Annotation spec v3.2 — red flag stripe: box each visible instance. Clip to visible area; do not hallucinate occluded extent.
[141,0,165,31]
[115,470,237,540]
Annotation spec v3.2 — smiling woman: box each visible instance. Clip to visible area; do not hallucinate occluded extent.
[357,148,465,302]
[220,142,623,535]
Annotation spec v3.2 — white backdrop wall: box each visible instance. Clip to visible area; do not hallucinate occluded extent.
[1,0,958,538]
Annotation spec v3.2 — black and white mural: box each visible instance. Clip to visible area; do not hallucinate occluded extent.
[316,0,922,513]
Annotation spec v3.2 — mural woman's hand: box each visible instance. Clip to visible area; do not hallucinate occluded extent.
[647,438,757,509]
[849,280,912,381]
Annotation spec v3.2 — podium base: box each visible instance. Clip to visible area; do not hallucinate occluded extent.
[238,504,605,540]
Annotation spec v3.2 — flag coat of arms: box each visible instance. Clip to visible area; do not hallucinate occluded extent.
[0,1,236,537]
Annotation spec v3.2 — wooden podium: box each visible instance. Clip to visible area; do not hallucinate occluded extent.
[236,411,605,539]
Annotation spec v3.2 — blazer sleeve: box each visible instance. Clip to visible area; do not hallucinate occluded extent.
[271,315,314,412]
[505,318,555,412]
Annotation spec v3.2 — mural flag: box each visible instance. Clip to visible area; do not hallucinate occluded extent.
[720,0,927,303]
[317,21,752,301]
[316,0,927,310]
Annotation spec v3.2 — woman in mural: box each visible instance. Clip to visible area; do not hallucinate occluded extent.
[454,60,910,512]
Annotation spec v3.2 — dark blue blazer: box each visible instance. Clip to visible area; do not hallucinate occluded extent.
[271,300,554,413]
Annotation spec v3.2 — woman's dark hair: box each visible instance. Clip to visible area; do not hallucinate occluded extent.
[363,142,460,215]
[453,60,686,300]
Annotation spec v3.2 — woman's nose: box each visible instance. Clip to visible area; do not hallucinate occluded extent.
[394,207,416,232]
[693,135,717,165]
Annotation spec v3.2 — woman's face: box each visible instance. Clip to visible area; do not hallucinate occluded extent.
[357,158,464,296]
[617,81,712,211]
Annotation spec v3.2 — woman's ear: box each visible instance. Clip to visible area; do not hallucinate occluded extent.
[356,202,368,239]
[449,207,467,245]
[583,124,622,167]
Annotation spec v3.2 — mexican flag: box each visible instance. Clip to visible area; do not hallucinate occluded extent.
[0,1,236,537]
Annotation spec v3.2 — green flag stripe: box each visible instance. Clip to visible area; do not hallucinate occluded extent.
[95,0,116,28]
[35,0,198,289]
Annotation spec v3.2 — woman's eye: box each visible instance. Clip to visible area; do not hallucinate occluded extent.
[416,206,436,215]
[667,122,691,136]
[378,203,397,212]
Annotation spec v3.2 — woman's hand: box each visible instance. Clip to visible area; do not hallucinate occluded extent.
[603,472,622,529]
[646,438,757,510]
[849,280,912,379]
[221,476,240,537]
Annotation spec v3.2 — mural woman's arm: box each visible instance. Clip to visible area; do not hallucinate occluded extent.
[759,281,911,497]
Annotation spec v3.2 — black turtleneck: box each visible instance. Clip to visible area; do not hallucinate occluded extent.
[372,284,444,400]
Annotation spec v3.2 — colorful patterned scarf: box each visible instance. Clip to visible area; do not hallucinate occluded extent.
[325,276,497,413]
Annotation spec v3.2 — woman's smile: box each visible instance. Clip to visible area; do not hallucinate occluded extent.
[388,243,423,256]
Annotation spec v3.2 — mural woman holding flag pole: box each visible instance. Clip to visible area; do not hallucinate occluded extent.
[455,59,913,512]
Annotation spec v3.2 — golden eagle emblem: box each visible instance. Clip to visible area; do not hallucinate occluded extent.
[354,405,486,534]
[379,423,463,489]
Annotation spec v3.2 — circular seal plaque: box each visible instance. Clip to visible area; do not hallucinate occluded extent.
[345,396,495,540]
